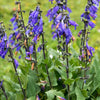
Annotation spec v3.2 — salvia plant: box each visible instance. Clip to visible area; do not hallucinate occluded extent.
[0,0,100,100]
[78,0,100,88]
[46,0,78,99]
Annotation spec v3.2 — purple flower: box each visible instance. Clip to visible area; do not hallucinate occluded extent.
[88,21,96,29]
[14,59,19,69]
[0,80,3,88]
[37,46,42,52]
[1,49,8,59]
[19,56,21,59]
[78,30,82,37]
[86,42,95,57]
[67,7,72,14]
[33,35,38,43]
[36,95,40,100]
[89,13,97,20]
[81,13,90,20]
[25,29,30,36]
[52,32,57,39]
[49,0,54,4]
[69,20,78,29]
[16,46,21,51]
[13,22,18,30]
[0,34,9,59]
[28,6,43,44]
[29,45,34,54]
[47,0,78,45]
[10,16,16,23]
[57,96,66,100]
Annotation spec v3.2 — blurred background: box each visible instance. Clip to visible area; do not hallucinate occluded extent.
[0,0,100,78]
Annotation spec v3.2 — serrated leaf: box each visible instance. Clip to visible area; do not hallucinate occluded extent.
[81,89,88,97]
[54,66,67,79]
[46,89,65,100]
[75,87,85,100]
[27,96,35,100]
[48,48,60,59]
[49,68,57,86]
[96,96,100,100]
[89,55,100,95]
[26,70,40,98]
[64,79,74,85]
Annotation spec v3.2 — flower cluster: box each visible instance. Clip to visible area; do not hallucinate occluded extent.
[0,2,23,68]
[28,6,43,44]
[25,6,44,62]
[47,0,78,45]
[0,23,8,59]
[78,0,100,61]
[79,0,100,30]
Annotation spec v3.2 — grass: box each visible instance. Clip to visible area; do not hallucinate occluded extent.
[0,0,100,77]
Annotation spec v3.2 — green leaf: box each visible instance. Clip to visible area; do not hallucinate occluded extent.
[96,96,100,100]
[1,95,6,100]
[46,89,65,100]
[64,79,74,86]
[49,68,57,86]
[75,87,85,100]
[81,89,88,97]
[93,55,100,82]
[89,55,100,95]
[26,70,40,98]
[27,96,35,100]
[8,93,16,100]
[54,66,67,79]
[48,48,60,59]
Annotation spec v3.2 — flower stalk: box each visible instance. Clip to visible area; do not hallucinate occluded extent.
[47,0,78,99]
[41,32,52,89]
[0,81,8,100]
[78,0,100,88]
[9,48,26,100]
[66,44,70,100]
[33,43,38,74]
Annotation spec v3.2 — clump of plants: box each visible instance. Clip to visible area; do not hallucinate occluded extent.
[0,0,100,100]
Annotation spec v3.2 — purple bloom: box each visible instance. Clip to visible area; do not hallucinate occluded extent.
[10,16,16,23]
[89,5,98,14]
[88,21,96,29]
[0,34,9,59]
[37,46,42,52]
[16,46,21,51]
[86,42,95,57]
[33,35,38,43]
[69,20,78,29]
[49,0,54,4]
[13,22,18,30]
[52,32,57,39]
[47,0,78,45]
[81,13,90,20]
[25,29,30,36]
[56,13,62,22]
[57,96,66,100]
[36,95,40,100]
[67,7,72,14]
[89,12,97,20]
[19,56,21,59]
[0,80,3,88]
[78,30,82,37]
[29,45,34,54]
[14,59,19,69]
[1,49,8,59]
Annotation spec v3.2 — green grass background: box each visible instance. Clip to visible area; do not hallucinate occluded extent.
[0,0,100,78]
